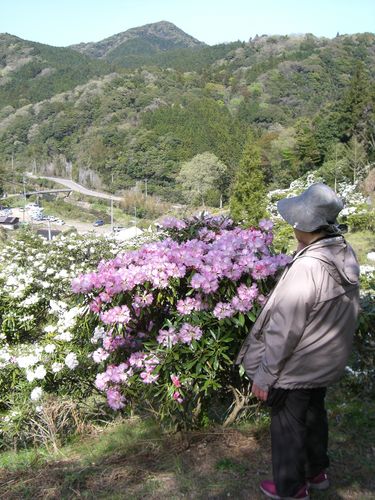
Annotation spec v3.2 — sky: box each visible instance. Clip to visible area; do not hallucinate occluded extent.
[1,0,374,47]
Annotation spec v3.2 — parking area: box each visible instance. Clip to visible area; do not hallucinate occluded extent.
[4,207,111,235]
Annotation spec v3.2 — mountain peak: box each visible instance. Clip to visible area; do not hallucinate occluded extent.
[70,21,205,59]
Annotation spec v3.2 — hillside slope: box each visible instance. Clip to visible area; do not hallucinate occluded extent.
[70,21,205,61]
[0,33,112,110]
[0,30,374,201]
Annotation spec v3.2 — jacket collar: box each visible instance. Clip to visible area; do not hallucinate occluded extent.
[292,236,344,261]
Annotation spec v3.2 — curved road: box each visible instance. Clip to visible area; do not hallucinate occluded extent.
[26,173,123,202]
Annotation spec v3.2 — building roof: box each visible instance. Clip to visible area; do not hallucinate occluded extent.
[0,216,19,224]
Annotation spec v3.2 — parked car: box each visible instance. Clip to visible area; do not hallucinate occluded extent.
[93,220,105,227]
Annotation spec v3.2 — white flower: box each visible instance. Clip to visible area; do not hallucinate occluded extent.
[43,325,56,333]
[31,387,43,401]
[51,362,63,373]
[21,294,40,307]
[34,365,47,380]
[65,352,79,370]
[5,276,18,287]
[44,344,56,353]
[49,300,67,313]
[55,331,72,342]
[92,348,110,363]
[360,265,375,275]
[91,326,105,344]
[56,269,69,279]
[35,405,43,413]
[367,252,375,262]
[17,354,39,368]
[26,370,36,382]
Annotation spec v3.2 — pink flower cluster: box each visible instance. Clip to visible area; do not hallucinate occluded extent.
[94,351,161,408]
[171,375,184,403]
[176,296,205,315]
[74,216,290,412]
[213,283,260,319]
[95,363,131,391]
[160,217,187,230]
[157,323,203,347]
[72,223,287,301]
[100,305,131,324]
[107,388,125,410]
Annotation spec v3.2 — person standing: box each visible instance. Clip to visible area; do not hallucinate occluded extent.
[236,183,360,500]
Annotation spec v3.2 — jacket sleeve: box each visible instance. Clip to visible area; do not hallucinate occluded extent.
[252,258,317,391]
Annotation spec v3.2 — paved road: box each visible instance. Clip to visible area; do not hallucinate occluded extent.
[26,173,123,202]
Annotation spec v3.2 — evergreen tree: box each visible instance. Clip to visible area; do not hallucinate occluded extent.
[338,62,373,142]
[230,134,267,226]
[294,118,321,174]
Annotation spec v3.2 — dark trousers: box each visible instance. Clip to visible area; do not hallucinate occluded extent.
[267,387,330,497]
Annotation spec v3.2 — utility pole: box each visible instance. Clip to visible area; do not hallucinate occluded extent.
[22,175,26,223]
[134,206,137,229]
[110,197,114,231]
[47,219,52,241]
[144,178,148,198]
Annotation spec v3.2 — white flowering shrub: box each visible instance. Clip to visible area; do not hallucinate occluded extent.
[0,228,159,447]
[346,265,375,394]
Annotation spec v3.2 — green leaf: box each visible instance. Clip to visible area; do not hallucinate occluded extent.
[247,311,256,322]
[238,313,245,326]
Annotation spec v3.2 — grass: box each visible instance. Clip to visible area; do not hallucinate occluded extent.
[42,198,105,223]
[345,230,375,264]
[1,385,374,499]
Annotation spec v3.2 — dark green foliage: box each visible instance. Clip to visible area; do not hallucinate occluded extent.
[0,31,374,200]
[336,62,374,142]
[0,36,112,110]
[107,41,244,71]
[346,209,375,232]
[71,20,205,59]
[294,118,321,173]
[230,134,268,225]
[142,97,247,172]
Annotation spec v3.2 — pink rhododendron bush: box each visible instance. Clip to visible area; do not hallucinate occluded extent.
[72,214,290,427]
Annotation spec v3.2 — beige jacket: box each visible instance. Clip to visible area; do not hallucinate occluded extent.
[236,236,360,391]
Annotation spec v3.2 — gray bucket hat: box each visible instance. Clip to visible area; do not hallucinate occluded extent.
[277,183,344,232]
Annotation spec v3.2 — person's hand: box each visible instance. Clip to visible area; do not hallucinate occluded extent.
[251,383,268,401]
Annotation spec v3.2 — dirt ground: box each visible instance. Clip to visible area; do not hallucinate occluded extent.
[1,421,374,500]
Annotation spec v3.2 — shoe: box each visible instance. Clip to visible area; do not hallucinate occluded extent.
[307,471,329,490]
[260,480,309,499]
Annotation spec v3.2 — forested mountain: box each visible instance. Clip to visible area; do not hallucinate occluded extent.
[0,24,374,202]
[70,21,205,61]
[0,34,112,110]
